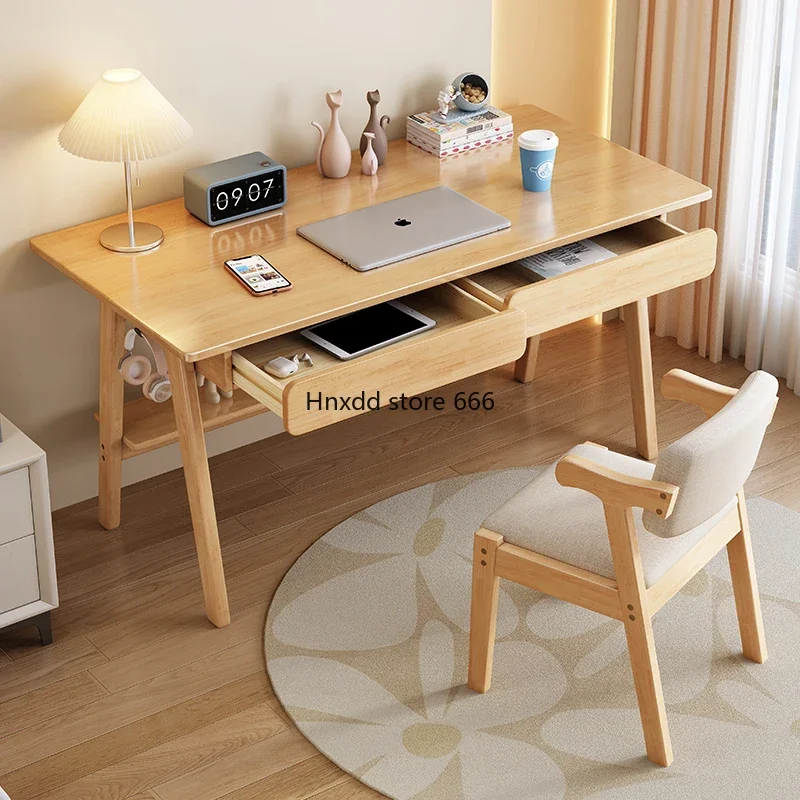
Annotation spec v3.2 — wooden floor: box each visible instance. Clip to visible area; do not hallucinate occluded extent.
[2,318,800,800]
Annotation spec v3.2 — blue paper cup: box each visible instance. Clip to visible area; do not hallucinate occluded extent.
[518,129,559,191]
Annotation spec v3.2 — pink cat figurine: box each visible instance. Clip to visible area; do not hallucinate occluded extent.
[312,90,351,179]
[361,132,378,175]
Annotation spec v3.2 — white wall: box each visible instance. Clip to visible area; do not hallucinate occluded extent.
[0,1,491,509]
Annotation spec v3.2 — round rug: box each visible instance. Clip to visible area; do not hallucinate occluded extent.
[265,468,800,799]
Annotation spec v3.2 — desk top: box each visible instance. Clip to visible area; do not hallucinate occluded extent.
[31,105,710,362]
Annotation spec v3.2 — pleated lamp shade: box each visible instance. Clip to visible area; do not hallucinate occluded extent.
[59,68,192,162]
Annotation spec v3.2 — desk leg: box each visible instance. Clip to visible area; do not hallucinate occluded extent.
[623,298,658,460]
[514,335,541,383]
[166,350,231,628]
[98,304,125,530]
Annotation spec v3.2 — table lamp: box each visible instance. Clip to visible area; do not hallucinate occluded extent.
[58,68,192,253]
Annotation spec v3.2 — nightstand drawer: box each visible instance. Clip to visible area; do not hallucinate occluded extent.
[455,219,718,336]
[0,467,34,546]
[232,283,526,436]
[0,535,40,613]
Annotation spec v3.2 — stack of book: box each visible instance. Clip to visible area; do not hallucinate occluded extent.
[406,106,514,158]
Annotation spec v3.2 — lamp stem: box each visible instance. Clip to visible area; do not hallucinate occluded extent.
[99,160,162,253]
[124,160,135,247]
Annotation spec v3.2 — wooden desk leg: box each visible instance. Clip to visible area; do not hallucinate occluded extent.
[514,335,541,383]
[98,303,126,530]
[623,298,658,460]
[166,350,231,628]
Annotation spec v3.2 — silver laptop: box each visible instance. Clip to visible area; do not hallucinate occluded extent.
[296,186,511,271]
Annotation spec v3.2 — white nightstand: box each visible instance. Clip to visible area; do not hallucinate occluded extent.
[0,414,57,645]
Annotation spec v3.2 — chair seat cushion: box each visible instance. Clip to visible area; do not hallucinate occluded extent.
[483,444,738,587]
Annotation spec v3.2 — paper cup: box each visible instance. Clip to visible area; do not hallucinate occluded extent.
[518,130,559,191]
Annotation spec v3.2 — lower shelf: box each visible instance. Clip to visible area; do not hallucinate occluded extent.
[95,390,269,458]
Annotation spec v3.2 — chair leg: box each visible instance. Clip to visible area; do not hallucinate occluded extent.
[623,604,673,766]
[727,491,767,664]
[468,529,503,693]
[604,506,673,767]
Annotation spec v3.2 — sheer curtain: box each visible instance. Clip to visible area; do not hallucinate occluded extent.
[723,0,800,393]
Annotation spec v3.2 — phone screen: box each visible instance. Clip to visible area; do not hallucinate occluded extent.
[225,255,291,293]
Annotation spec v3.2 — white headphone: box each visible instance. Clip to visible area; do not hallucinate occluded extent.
[118,328,172,403]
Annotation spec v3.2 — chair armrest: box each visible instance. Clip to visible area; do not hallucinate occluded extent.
[555,454,679,517]
[661,369,737,418]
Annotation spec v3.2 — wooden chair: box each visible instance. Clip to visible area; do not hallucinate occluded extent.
[468,369,779,767]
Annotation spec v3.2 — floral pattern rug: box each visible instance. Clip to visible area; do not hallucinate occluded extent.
[265,468,800,799]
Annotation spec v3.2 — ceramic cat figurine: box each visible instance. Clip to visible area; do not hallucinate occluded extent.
[312,90,351,179]
[359,90,390,165]
[361,132,378,175]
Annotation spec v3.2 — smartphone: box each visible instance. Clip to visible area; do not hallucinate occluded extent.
[224,254,292,296]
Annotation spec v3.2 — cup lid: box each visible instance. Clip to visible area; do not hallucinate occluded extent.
[518,129,559,151]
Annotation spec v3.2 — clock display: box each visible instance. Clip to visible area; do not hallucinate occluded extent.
[184,152,287,227]
[209,170,285,224]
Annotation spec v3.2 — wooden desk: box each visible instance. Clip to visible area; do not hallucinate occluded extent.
[30,105,716,627]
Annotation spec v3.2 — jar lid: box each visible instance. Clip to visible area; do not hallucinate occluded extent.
[518,129,559,152]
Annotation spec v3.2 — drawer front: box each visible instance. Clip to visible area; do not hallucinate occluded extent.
[0,467,34,546]
[457,220,717,337]
[284,309,525,435]
[0,535,40,614]
[508,224,717,336]
[233,285,527,436]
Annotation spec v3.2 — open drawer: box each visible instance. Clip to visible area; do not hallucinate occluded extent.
[232,283,526,436]
[455,218,718,336]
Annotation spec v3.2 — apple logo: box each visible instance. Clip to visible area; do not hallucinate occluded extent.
[394,218,412,227]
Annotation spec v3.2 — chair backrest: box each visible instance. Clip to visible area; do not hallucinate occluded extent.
[643,371,778,538]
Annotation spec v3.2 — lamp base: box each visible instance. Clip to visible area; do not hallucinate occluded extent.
[100,222,164,253]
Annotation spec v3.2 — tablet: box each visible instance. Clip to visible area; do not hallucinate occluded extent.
[300,301,436,361]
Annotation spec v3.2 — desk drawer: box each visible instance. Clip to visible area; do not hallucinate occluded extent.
[232,283,526,436]
[456,219,717,336]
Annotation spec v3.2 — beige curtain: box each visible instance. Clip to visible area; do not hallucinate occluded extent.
[630,0,738,361]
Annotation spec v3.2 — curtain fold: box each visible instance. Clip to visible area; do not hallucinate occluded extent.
[722,0,800,395]
[630,0,737,361]
[633,0,800,394]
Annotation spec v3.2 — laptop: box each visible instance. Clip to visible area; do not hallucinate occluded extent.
[296,186,511,271]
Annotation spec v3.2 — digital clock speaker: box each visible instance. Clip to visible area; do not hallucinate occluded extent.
[183,152,287,226]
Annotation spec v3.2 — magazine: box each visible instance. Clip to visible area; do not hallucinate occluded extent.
[514,239,616,280]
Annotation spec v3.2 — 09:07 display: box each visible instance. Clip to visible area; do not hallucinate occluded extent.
[214,178,275,211]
